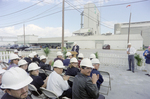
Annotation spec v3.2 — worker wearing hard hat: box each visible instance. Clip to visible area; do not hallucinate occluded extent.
[14,49,18,55]
[47,60,72,98]
[78,53,84,68]
[54,51,64,62]
[32,52,40,64]
[1,67,33,99]
[39,55,51,70]
[72,58,105,99]
[90,59,104,90]
[7,54,20,70]
[28,63,48,96]
[63,52,72,66]
[18,59,28,71]
[0,69,6,99]
[90,53,96,60]
[127,43,136,73]
[71,42,79,56]
[24,53,34,65]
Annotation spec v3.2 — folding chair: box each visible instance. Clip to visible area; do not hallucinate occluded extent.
[28,84,45,99]
[0,62,9,69]
[40,87,59,99]
[68,76,75,82]
[98,71,111,95]
[45,70,53,76]
[39,69,45,74]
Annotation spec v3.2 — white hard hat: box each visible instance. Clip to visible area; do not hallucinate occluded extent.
[18,59,28,66]
[66,52,72,56]
[91,59,100,64]
[128,43,131,45]
[14,49,18,53]
[80,58,94,68]
[28,53,34,58]
[18,52,22,57]
[74,42,77,45]
[28,63,40,71]
[40,55,47,60]
[90,54,96,59]
[53,60,65,69]
[78,53,84,58]
[32,51,37,56]
[9,54,19,60]
[57,51,63,56]
[70,57,78,63]
[1,67,33,90]
[0,69,6,74]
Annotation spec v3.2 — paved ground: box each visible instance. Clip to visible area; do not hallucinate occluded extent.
[99,65,150,99]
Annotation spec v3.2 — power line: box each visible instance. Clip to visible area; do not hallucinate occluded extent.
[0,0,44,17]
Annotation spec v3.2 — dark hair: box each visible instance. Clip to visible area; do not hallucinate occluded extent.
[81,66,86,69]
[90,58,93,60]
[10,60,14,65]
[29,70,33,76]
[78,57,83,60]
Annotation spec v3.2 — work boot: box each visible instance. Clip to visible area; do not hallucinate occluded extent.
[127,69,131,71]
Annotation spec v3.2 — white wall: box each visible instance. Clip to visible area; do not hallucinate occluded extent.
[71,41,95,49]
[18,35,38,44]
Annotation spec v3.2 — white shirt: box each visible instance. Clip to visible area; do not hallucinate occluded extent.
[127,47,136,55]
[46,71,69,96]
[74,46,76,51]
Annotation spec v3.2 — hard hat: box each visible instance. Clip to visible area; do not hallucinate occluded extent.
[66,52,72,56]
[18,52,22,57]
[78,53,84,58]
[80,58,94,68]
[74,42,77,45]
[0,69,6,74]
[9,54,19,60]
[28,53,34,58]
[53,60,65,69]
[40,55,47,60]
[1,67,33,90]
[57,51,63,56]
[70,57,78,63]
[128,43,131,45]
[90,54,96,59]
[91,59,100,64]
[18,59,28,66]
[14,49,18,53]
[32,51,37,56]
[28,63,40,71]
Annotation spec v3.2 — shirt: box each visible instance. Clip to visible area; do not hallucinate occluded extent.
[30,75,44,96]
[46,71,69,97]
[127,47,136,55]
[7,64,18,70]
[74,46,76,51]
[63,58,70,66]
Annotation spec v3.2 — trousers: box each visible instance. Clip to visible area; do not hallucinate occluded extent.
[128,55,135,72]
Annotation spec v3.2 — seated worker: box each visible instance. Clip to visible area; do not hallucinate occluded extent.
[78,53,84,68]
[47,60,72,99]
[90,53,96,60]
[39,55,51,70]
[90,59,104,90]
[28,63,48,96]
[0,69,6,99]
[65,57,80,87]
[18,59,28,71]
[1,67,33,99]
[72,58,105,99]
[63,52,72,66]
[7,53,20,70]
[24,53,34,65]
[8,49,19,63]
[54,51,64,62]
[32,52,40,65]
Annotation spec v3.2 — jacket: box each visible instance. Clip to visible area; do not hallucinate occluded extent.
[72,73,99,99]
[63,59,70,66]
[54,58,63,62]
[32,57,40,64]
[24,57,32,65]
[143,49,148,59]
[1,93,31,99]
[71,45,79,53]
[145,51,150,64]
[39,62,51,70]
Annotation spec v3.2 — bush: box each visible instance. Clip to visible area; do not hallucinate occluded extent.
[44,47,50,57]
[94,52,99,59]
[62,47,67,59]
[134,53,143,66]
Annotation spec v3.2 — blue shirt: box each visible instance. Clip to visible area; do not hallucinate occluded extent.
[143,49,149,59]
[63,59,70,66]
[90,69,104,90]
[145,51,150,64]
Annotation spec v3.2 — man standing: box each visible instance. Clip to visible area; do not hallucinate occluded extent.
[71,42,79,56]
[1,67,33,99]
[144,46,150,76]
[127,43,136,73]
[72,58,105,99]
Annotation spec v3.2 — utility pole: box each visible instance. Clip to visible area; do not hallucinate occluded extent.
[23,24,25,45]
[141,30,142,36]
[127,12,131,43]
[62,0,65,51]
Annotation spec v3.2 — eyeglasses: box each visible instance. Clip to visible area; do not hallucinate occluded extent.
[85,67,93,70]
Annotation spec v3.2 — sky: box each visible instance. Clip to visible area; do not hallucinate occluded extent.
[0,0,150,38]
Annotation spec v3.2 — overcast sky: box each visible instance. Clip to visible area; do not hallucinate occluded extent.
[0,0,149,38]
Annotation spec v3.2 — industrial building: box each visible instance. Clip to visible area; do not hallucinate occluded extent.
[114,21,150,47]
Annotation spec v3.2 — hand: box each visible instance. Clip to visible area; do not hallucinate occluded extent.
[91,74,99,84]
[49,61,52,65]
[127,51,130,54]
[145,53,147,56]
[63,75,70,80]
